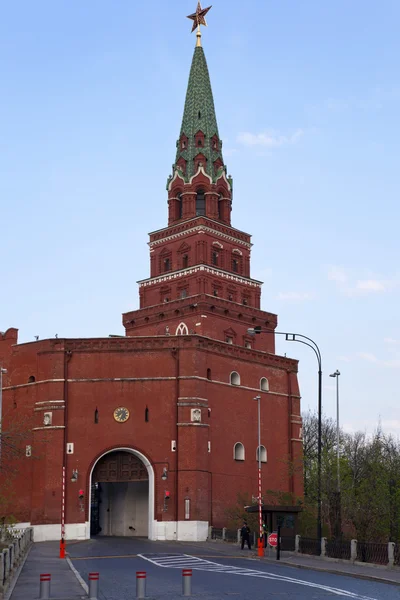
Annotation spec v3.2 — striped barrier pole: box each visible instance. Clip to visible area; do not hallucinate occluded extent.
[182,568,192,597]
[39,573,51,599]
[136,571,146,598]
[88,572,99,599]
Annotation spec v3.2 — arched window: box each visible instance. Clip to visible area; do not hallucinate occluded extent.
[196,189,206,216]
[28,375,35,383]
[230,371,240,386]
[212,251,218,266]
[260,377,269,391]
[176,322,189,335]
[182,254,189,269]
[177,193,183,219]
[232,258,239,272]
[164,258,171,272]
[234,442,245,461]
[207,368,211,380]
[256,445,267,463]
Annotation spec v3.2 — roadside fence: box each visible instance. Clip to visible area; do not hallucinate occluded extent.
[295,535,399,568]
[0,526,33,599]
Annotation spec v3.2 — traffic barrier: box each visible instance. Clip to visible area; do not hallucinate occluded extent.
[39,573,51,599]
[88,572,99,599]
[136,571,146,598]
[182,568,192,597]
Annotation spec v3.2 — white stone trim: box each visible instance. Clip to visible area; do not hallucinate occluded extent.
[32,426,65,431]
[3,379,64,391]
[20,519,209,542]
[35,400,65,405]
[138,265,262,288]
[149,224,251,249]
[156,520,208,541]
[189,165,212,185]
[215,170,232,190]
[167,169,185,191]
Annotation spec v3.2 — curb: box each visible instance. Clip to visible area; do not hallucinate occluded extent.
[66,555,89,595]
[256,556,400,587]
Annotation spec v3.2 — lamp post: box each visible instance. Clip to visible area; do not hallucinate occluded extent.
[253,394,263,557]
[0,367,7,462]
[329,369,341,537]
[248,326,323,548]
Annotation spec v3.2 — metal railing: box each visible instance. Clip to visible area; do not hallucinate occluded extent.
[280,536,295,551]
[210,527,223,540]
[356,542,388,565]
[224,529,238,543]
[299,537,320,556]
[326,539,351,560]
[394,543,400,566]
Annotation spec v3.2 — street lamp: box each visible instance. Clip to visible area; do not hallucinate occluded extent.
[0,367,7,461]
[248,326,323,548]
[329,369,341,537]
[253,394,263,557]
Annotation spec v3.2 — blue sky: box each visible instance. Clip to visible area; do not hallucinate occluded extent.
[1,1,399,437]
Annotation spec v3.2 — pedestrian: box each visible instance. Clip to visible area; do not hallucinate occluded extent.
[240,521,251,550]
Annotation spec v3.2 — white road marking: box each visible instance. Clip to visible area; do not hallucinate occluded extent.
[138,553,377,600]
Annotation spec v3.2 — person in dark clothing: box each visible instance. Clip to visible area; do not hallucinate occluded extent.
[240,521,251,549]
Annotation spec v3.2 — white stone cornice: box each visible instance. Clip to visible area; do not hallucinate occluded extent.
[148,225,251,249]
[137,265,262,288]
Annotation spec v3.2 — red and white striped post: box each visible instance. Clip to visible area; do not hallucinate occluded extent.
[254,395,264,557]
[39,573,51,599]
[60,465,66,558]
[258,464,263,556]
[88,572,99,599]
[136,571,146,598]
[182,568,192,596]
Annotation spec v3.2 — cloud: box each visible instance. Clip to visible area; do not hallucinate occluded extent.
[277,291,314,301]
[237,129,304,148]
[355,279,386,292]
[328,266,348,284]
[338,355,353,363]
[384,337,400,345]
[328,265,399,296]
[357,352,400,368]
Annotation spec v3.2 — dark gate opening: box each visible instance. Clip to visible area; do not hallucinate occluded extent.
[90,451,149,538]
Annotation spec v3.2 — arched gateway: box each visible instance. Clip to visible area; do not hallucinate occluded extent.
[89,448,154,538]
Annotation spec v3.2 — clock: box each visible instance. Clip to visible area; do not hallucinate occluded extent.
[113,407,130,423]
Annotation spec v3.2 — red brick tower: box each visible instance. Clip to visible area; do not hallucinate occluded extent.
[123,29,276,354]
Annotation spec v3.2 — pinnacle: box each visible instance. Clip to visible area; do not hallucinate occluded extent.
[173,45,225,182]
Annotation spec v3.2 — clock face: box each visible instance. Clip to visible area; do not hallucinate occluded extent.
[113,407,130,423]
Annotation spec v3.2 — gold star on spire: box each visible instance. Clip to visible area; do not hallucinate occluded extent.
[187,2,212,46]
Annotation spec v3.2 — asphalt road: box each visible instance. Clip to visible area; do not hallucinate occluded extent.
[68,537,399,600]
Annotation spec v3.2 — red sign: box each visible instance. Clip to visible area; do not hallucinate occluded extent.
[268,532,278,547]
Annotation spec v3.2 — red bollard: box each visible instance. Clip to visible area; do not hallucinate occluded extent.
[39,573,51,599]
[136,571,146,598]
[59,538,66,559]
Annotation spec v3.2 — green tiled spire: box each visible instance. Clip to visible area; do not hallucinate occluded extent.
[173,46,225,182]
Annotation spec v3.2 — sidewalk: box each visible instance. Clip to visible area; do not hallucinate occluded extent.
[200,541,400,586]
[257,549,400,586]
[7,542,85,600]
